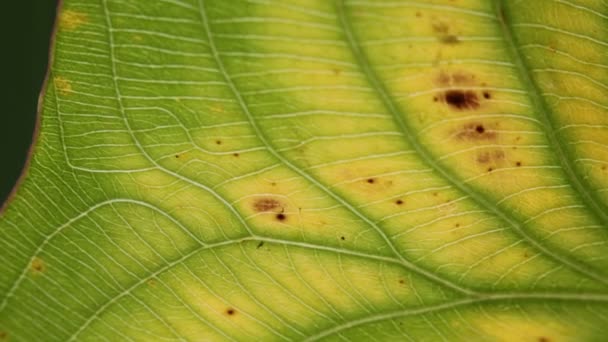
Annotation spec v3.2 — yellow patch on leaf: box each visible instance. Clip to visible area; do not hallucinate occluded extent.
[59,10,88,31]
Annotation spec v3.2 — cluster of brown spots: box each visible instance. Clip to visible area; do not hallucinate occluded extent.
[476,150,505,164]
[456,123,497,141]
[30,257,45,274]
[226,308,236,316]
[434,71,492,111]
[253,198,281,212]
[432,20,459,44]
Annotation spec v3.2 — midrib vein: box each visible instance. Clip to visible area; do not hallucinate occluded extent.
[494,0,608,226]
[335,0,608,286]
[197,0,474,296]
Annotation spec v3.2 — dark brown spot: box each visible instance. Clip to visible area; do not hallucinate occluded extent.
[276,213,286,221]
[538,337,549,342]
[444,90,479,110]
[175,154,180,158]
[226,308,236,316]
[256,241,264,249]
[399,279,405,284]
[367,178,375,184]
[475,125,485,133]
[233,153,239,157]
[433,96,438,102]
[395,199,404,205]
[483,91,491,99]
[455,223,461,228]
[254,198,281,212]
[487,167,493,172]
[215,140,222,145]
[516,161,522,167]
[340,236,345,241]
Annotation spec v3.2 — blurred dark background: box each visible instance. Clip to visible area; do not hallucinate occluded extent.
[1,1,58,206]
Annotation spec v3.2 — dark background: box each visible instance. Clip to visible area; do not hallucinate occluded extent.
[1,1,58,206]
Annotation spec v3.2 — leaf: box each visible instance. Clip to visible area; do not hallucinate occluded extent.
[1,0,608,340]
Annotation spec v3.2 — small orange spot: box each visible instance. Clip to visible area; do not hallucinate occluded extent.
[60,10,88,31]
[54,76,72,95]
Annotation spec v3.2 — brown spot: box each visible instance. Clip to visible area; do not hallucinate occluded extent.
[256,241,264,249]
[226,308,236,316]
[233,153,239,157]
[487,167,493,172]
[476,150,504,164]
[253,198,281,212]
[340,236,345,241]
[395,199,404,205]
[30,257,45,274]
[483,91,491,99]
[439,35,459,44]
[215,140,222,145]
[0,331,7,341]
[399,279,405,284]
[538,337,549,342]
[270,182,277,186]
[516,161,522,167]
[148,279,157,287]
[456,123,497,141]
[455,223,461,228]
[444,90,479,110]
[276,213,286,221]
[367,178,375,184]
[415,11,422,18]
[432,20,459,44]
[332,68,341,75]
[175,154,180,158]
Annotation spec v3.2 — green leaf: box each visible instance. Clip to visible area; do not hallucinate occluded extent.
[2,0,608,340]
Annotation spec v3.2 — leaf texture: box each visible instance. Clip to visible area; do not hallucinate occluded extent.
[1,0,608,341]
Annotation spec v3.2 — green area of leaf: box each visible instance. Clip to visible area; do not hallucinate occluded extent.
[2,0,608,341]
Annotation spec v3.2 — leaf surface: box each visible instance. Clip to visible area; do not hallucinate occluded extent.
[2,0,608,341]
